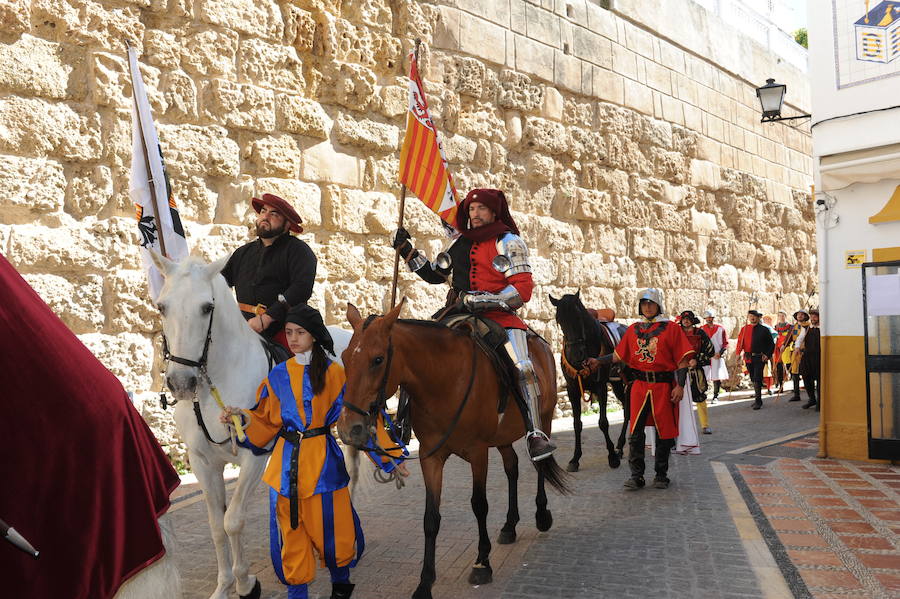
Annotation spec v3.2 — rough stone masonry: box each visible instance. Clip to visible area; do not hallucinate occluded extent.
[0,0,815,460]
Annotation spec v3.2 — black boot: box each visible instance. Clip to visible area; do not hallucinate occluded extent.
[625,430,646,490]
[789,374,801,401]
[752,385,763,410]
[803,386,817,410]
[331,582,355,599]
[653,438,674,488]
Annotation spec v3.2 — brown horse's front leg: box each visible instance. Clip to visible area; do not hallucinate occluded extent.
[468,449,493,585]
[413,454,446,599]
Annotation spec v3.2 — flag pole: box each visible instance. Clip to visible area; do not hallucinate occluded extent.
[125,39,169,259]
[389,38,421,309]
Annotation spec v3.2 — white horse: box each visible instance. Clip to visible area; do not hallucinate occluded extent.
[151,253,352,599]
[114,515,183,598]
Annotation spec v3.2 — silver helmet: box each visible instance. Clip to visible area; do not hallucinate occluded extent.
[636,288,665,314]
[703,309,715,318]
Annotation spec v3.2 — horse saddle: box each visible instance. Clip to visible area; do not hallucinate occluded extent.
[438,312,517,415]
[259,336,293,370]
[592,317,626,382]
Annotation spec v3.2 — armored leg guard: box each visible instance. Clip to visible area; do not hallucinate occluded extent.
[504,328,556,462]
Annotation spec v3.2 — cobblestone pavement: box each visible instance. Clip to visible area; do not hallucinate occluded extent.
[735,434,900,598]
[169,391,828,598]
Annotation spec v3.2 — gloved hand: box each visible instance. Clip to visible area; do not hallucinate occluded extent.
[461,292,480,312]
[391,227,413,259]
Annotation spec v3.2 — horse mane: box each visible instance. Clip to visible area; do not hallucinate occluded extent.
[361,315,464,336]
[555,293,608,353]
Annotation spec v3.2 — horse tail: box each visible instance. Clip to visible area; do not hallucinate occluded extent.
[532,455,572,495]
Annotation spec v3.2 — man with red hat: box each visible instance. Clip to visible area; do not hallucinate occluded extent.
[391,188,556,461]
[222,193,317,347]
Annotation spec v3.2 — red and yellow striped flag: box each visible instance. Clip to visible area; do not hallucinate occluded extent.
[398,50,459,231]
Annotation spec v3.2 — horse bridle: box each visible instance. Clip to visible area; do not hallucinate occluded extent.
[160,302,232,447]
[162,304,215,371]
[562,311,597,379]
[343,330,478,464]
[342,339,398,453]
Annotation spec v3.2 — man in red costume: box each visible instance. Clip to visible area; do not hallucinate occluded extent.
[0,253,180,599]
[737,309,776,410]
[391,188,555,461]
[585,289,694,490]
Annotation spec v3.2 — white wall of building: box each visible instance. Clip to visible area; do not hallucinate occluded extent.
[689,0,808,71]
[817,179,900,337]
[809,0,900,154]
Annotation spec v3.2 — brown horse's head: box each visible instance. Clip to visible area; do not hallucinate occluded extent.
[337,299,405,449]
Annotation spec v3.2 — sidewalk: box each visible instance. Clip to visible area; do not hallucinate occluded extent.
[730,433,900,598]
[167,391,897,598]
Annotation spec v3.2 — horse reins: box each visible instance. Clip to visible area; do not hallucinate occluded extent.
[160,303,236,448]
[561,312,594,405]
[343,333,479,465]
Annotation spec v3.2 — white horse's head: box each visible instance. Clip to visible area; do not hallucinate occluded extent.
[151,252,231,401]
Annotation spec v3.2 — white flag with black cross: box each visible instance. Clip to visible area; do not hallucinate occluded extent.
[127,43,188,300]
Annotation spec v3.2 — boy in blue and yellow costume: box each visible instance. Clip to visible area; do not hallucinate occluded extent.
[223,304,406,599]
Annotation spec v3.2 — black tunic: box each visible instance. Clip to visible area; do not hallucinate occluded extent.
[221,234,317,337]
[799,327,821,379]
[413,235,474,291]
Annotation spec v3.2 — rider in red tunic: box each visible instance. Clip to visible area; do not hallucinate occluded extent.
[586,289,694,490]
[391,188,555,461]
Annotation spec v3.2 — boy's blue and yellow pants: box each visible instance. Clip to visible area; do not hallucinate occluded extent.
[269,486,364,598]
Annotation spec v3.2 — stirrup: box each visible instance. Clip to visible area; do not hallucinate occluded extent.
[526,430,556,462]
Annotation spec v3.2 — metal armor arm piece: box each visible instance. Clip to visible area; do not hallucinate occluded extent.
[462,285,523,312]
[392,228,450,283]
[494,233,532,275]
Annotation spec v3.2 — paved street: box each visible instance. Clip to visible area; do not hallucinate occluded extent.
[168,392,890,599]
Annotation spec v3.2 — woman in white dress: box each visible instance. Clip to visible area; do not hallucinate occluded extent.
[700,309,730,403]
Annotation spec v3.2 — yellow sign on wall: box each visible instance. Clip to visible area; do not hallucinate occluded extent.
[846,250,866,267]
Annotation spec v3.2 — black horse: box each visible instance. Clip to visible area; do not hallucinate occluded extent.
[550,292,630,472]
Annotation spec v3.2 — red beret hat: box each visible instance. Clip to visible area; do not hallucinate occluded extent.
[251,193,303,234]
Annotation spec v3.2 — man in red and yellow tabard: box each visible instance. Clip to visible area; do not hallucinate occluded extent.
[586,289,694,490]
[391,188,555,461]
[773,310,792,395]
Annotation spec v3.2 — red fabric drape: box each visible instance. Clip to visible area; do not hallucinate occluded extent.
[0,253,180,599]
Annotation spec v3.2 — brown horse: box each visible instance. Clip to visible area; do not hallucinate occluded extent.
[337,301,569,599]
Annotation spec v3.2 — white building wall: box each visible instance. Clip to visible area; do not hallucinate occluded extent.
[688,0,808,71]
[817,179,900,338]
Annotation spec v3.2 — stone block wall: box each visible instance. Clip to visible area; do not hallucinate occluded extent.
[0,0,815,458]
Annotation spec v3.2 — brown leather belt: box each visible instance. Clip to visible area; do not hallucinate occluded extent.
[238,302,267,316]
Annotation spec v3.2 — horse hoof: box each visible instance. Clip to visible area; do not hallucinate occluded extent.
[468,565,493,585]
[536,509,553,532]
[239,579,261,599]
[608,454,621,469]
[412,585,433,599]
[497,529,517,545]
[566,461,579,472]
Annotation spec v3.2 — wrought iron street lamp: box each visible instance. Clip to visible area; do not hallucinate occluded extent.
[756,78,811,123]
